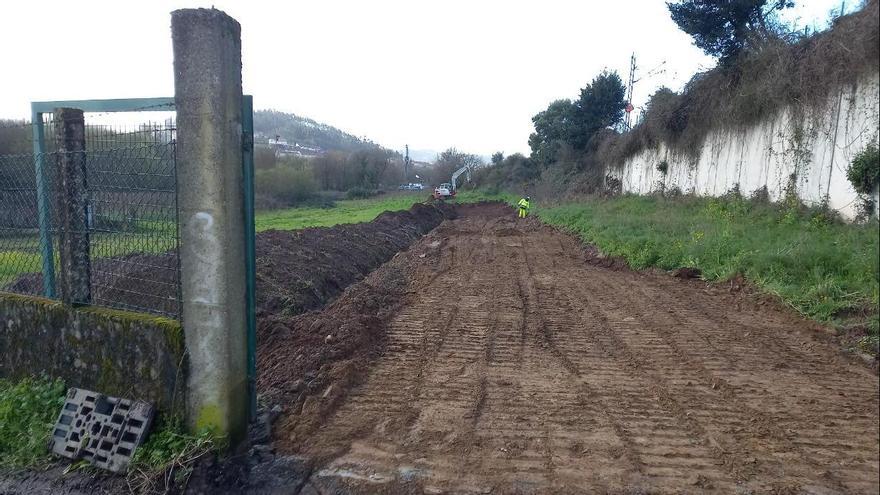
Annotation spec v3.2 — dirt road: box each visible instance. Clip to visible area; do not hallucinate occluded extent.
[270,203,879,494]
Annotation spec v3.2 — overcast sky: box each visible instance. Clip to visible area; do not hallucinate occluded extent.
[0,0,850,156]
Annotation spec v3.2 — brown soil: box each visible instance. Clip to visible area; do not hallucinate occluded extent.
[255,202,454,318]
[5,202,454,320]
[263,203,880,494]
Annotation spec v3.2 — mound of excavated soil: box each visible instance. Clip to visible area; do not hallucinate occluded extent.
[257,203,505,451]
[5,202,454,321]
[255,202,454,318]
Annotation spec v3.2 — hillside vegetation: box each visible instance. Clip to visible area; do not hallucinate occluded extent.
[477,0,880,199]
[254,110,386,154]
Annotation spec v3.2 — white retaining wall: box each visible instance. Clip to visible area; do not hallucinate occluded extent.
[610,72,880,219]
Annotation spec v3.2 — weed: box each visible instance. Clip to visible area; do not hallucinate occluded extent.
[127,416,219,493]
[0,376,66,468]
[0,374,222,492]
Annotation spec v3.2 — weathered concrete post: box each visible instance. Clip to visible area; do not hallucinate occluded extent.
[53,107,91,305]
[171,8,247,443]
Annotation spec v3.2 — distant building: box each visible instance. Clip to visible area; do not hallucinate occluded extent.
[256,133,325,157]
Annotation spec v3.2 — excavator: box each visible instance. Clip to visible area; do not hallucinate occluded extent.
[432,164,472,200]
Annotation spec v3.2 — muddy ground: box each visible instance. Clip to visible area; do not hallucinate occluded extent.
[3,202,878,494]
[257,202,879,494]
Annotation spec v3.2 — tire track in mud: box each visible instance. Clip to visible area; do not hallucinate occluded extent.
[514,243,645,490]
[283,204,879,494]
[520,239,735,490]
[612,278,880,491]
[534,232,878,493]
[535,233,878,492]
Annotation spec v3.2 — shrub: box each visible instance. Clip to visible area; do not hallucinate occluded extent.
[666,185,683,198]
[722,183,743,200]
[604,175,622,196]
[847,142,880,195]
[749,185,771,203]
[599,2,879,164]
[656,160,669,174]
[254,146,277,170]
[345,186,377,200]
[255,166,317,207]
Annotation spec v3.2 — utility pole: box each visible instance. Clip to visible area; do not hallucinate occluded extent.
[624,53,636,131]
[404,144,411,183]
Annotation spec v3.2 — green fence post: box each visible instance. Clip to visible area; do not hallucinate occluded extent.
[241,95,257,419]
[31,108,56,298]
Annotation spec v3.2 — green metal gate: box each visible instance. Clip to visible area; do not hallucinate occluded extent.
[12,95,257,416]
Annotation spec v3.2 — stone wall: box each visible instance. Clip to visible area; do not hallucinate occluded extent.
[0,293,185,415]
[610,73,880,219]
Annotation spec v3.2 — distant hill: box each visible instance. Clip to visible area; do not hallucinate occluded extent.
[254,110,389,154]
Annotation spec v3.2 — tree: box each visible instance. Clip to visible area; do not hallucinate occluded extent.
[313,151,350,190]
[528,72,626,164]
[431,148,484,185]
[528,99,577,165]
[349,149,395,189]
[0,120,31,156]
[667,0,794,60]
[573,71,626,148]
[491,151,504,165]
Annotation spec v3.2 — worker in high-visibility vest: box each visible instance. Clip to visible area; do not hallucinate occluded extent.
[517,196,530,218]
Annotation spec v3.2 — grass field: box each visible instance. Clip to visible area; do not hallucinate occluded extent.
[0,231,177,287]
[254,190,514,231]
[0,190,513,287]
[538,194,880,353]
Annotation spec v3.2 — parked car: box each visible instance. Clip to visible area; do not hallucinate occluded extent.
[399,183,425,191]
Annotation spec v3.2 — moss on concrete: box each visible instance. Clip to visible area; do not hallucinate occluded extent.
[0,293,186,415]
[195,404,223,436]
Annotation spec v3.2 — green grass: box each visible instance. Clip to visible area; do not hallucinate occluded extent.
[538,195,880,353]
[0,251,42,287]
[254,190,513,231]
[0,376,66,467]
[0,232,176,288]
[0,376,218,477]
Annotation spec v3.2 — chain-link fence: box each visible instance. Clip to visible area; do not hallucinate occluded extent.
[0,113,181,318]
[0,118,46,296]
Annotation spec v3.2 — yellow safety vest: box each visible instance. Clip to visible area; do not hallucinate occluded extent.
[518,198,530,209]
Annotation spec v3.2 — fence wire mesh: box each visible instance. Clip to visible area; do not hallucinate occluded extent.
[0,119,42,295]
[0,114,181,318]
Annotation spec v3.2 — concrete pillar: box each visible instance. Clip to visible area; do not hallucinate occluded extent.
[53,107,91,305]
[171,8,247,443]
